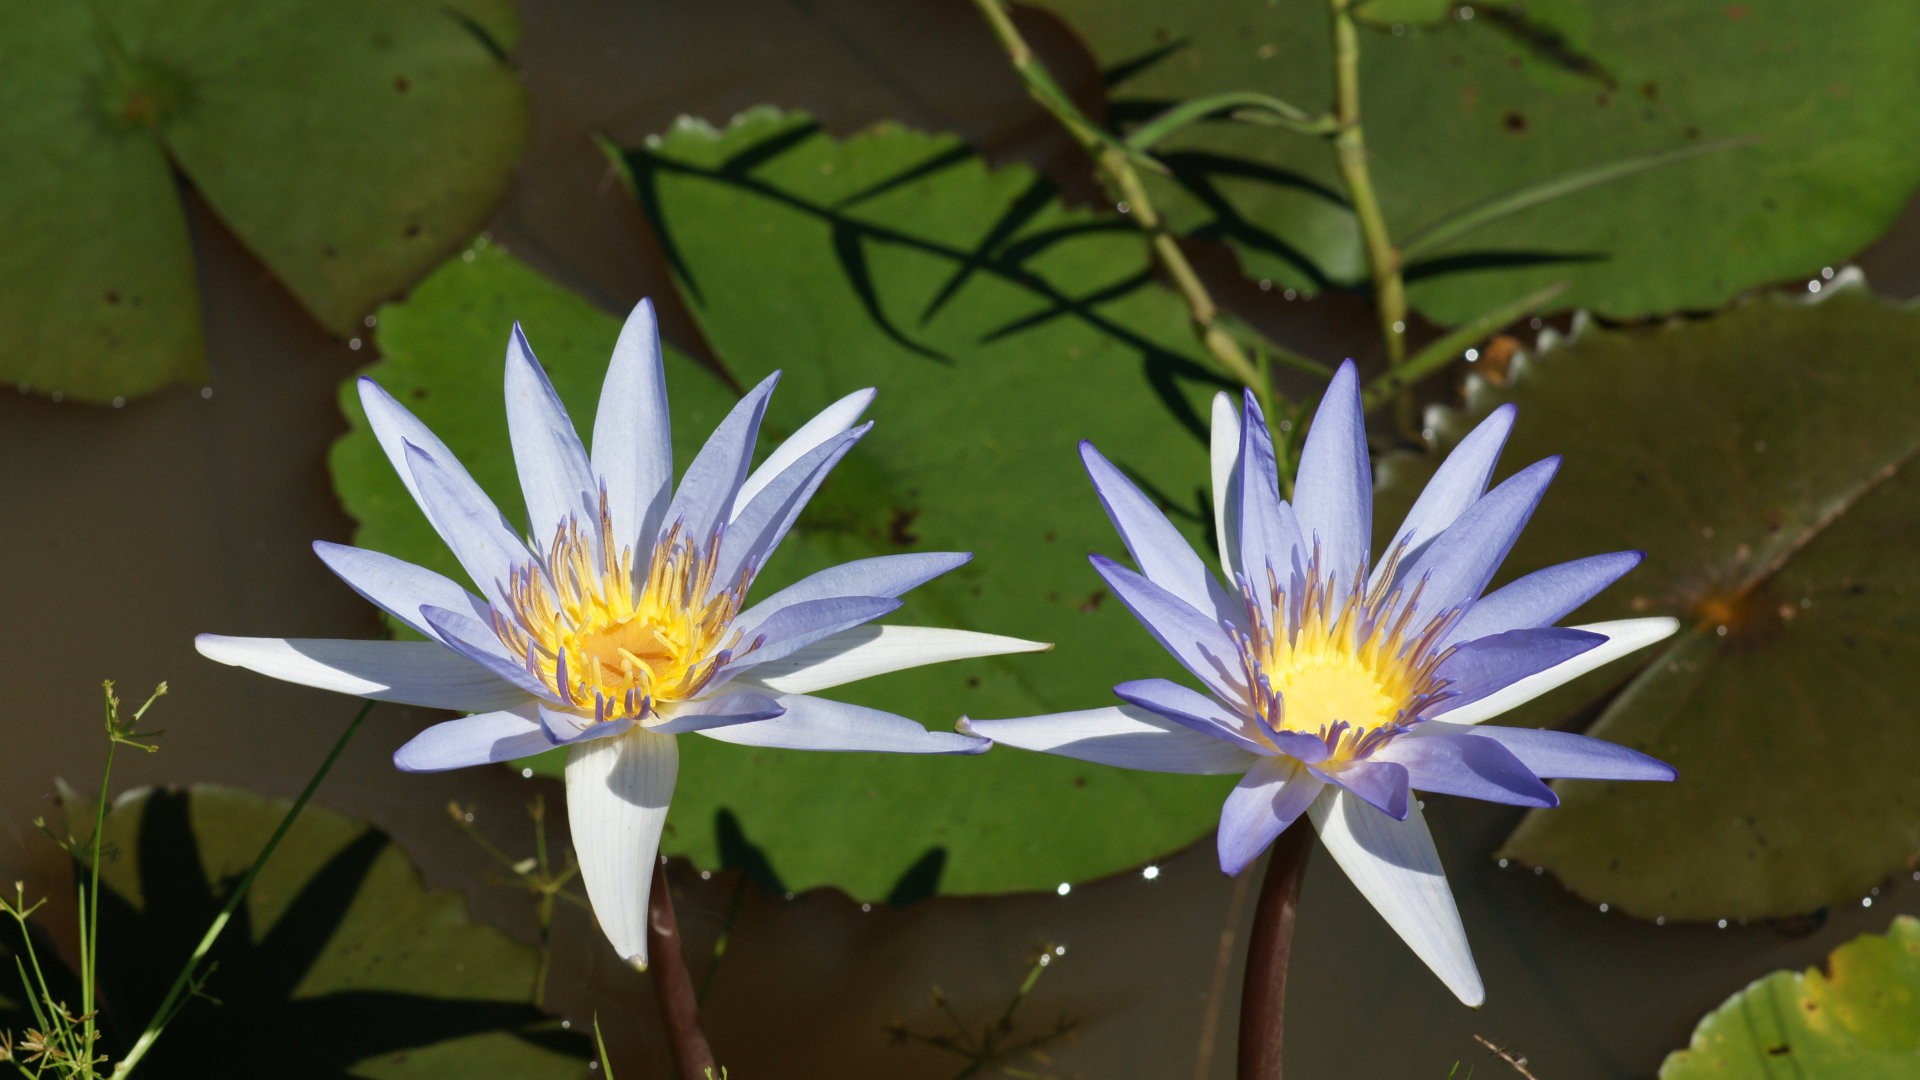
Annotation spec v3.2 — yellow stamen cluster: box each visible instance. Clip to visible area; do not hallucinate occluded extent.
[1238,545,1456,761]
[493,508,749,725]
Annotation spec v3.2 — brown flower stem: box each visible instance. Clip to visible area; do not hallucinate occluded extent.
[648,864,718,1080]
[1237,823,1313,1080]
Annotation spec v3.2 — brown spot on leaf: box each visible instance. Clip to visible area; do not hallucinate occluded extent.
[394,75,411,93]
[887,506,920,545]
[1503,111,1528,133]
[1079,589,1107,614]
[104,290,121,305]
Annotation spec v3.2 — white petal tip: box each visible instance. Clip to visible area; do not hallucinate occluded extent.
[626,954,650,973]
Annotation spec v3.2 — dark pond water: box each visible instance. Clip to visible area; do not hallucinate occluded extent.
[3,1,1917,1076]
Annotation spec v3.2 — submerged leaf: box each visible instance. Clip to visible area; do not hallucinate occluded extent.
[1375,276,1920,921]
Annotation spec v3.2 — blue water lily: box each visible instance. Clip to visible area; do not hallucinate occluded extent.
[965,362,1676,1006]
[199,300,1045,967]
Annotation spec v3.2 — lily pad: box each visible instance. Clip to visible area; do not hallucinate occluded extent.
[332,110,1238,899]
[1661,916,1920,1079]
[0,0,526,404]
[0,784,586,1077]
[1373,276,1920,921]
[1029,0,1920,324]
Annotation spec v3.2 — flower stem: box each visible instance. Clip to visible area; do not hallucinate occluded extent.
[1325,0,1415,434]
[648,864,717,1080]
[1237,823,1312,1080]
[968,0,1268,394]
[110,700,373,1079]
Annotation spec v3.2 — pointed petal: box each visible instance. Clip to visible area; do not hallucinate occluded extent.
[403,440,533,611]
[738,553,970,623]
[1310,789,1484,1006]
[661,372,779,546]
[505,324,597,545]
[735,388,875,515]
[715,424,868,586]
[592,299,674,559]
[1292,360,1371,576]
[418,605,555,701]
[721,596,903,679]
[1112,677,1268,755]
[1429,627,1605,719]
[312,541,487,641]
[1396,457,1559,625]
[697,694,986,754]
[1311,758,1410,819]
[1380,404,1516,572]
[1439,617,1679,726]
[357,377,493,533]
[1082,441,1239,623]
[1235,392,1306,595]
[194,635,530,713]
[737,624,1049,695]
[567,729,677,968]
[394,703,551,772]
[1090,555,1249,706]
[1373,731,1557,807]
[650,691,786,735]
[1445,551,1644,646]
[1419,721,1675,782]
[1210,391,1244,577]
[1217,757,1322,875]
[963,705,1256,774]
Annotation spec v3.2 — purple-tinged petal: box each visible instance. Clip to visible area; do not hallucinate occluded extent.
[1291,360,1371,576]
[312,541,488,641]
[194,634,530,714]
[538,703,632,745]
[1235,392,1306,596]
[505,324,597,545]
[357,377,494,537]
[394,704,551,773]
[1210,391,1244,577]
[567,728,677,968]
[1311,758,1410,820]
[739,553,970,624]
[1440,617,1678,726]
[1394,457,1559,626]
[1081,441,1240,624]
[1090,554,1250,706]
[591,299,673,561]
[719,596,903,680]
[418,605,555,702]
[698,694,986,754]
[1309,790,1484,1006]
[1378,404,1516,576]
[650,691,786,735]
[735,388,875,515]
[1420,720,1675,782]
[661,372,779,547]
[962,706,1255,775]
[715,424,868,587]
[1217,757,1323,876]
[738,624,1048,695]
[1428,626,1604,719]
[1445,551,1644,646]
[402,440,534,612]
[1372,731,1557,807]
[1112,677,1268,756]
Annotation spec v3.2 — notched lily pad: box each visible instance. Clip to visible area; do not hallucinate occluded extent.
[1661,915,1920,1079]
[1376,275,1920,921]
[0,0,527,403]
[0,784,586,1077]
[1030,0,1920,324]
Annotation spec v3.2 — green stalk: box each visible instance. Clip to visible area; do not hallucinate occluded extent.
[110,701,373,1078]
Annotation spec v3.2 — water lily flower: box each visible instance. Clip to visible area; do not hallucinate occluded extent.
[198,300,1045,967]
[964,362,1676,1006]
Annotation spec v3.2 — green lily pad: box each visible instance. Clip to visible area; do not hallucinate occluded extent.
[0,784,586,1076]
[0,0,526,404]
[1661,916,1920,1079]
[1373,276,1920,921]
[332,109,1239,899]
[1029,0,1920,324]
